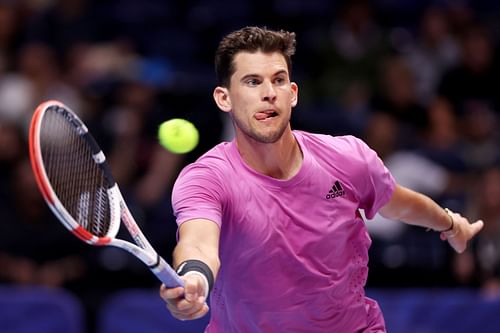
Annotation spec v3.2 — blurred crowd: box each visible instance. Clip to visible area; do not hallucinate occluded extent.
[0,0,499,331]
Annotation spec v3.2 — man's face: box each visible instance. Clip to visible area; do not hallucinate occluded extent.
[224,51,298,144]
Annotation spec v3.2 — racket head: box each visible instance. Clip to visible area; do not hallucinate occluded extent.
[29,100,120,245]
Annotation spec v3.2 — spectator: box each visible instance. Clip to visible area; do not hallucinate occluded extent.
[364,55,428,158]
[453,164,500,296]
[437,23,500,171]
[402,5,460,105]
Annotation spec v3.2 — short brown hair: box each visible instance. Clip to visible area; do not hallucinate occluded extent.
[215,26,296,87]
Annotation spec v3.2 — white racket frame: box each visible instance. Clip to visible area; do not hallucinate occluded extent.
[29,100,183,288]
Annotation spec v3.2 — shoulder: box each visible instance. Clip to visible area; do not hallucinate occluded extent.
[173,141,236,196]
[180,142,233,176]
[294,130,371,156]
[295,131,384,179]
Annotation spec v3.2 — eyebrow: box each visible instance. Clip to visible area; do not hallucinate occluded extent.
[239,70,288,83]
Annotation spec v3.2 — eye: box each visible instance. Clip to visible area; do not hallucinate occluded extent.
[245,78,260,86]
[274,77,287,85]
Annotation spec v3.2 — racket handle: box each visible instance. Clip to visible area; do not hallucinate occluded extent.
[153,257,185,288]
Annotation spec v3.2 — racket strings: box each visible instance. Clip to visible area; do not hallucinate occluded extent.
[40,108,112,237]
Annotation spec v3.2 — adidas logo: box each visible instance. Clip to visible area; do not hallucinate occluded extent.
[326,181,345,199]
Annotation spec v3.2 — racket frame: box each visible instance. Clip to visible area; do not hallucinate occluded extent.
[29,100,183,287]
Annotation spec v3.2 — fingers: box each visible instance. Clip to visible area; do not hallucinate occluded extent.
[159,284,184,300]
[168,295,209,320]
[470,220,484,237]
[452,241,466,254]
[441,216,485,254]
[159,275,209,321]
[184,277,202,301]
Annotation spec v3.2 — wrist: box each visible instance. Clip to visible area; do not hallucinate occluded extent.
[182,271,210,298]
[426,208,457,235]
[440,208,459,237]
[439,208,454,232]
[176,260,214,297]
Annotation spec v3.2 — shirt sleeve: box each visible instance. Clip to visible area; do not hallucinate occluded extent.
[347,136,396,219]
[172,162,225,229]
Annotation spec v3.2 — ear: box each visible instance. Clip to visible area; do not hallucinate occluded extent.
[290,82,299,108]
[213,86,232,113]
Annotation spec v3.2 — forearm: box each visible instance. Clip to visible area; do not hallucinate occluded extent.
[173,218,221,279]
[379,185,484,253]
[379,185,452,231]
[173,240,220,279]
[161,219,218,321]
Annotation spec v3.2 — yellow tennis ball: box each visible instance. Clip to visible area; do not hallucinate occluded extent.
[158,118,199,154]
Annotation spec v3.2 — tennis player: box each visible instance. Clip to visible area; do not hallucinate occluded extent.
[159,26,484,332]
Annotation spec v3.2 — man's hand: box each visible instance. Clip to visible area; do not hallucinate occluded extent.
[440,210,484,253]
[159,273,209,321]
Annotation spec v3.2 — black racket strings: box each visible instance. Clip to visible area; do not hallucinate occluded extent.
[39,107,112,237]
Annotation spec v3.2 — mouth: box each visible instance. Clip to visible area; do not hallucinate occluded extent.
[254,110,278,121]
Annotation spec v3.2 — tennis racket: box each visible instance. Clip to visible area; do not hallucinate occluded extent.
[29,100,183,288]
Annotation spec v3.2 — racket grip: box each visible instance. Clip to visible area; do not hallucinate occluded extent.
[153,257,185,288]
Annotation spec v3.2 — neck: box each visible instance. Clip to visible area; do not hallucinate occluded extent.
[236,128,303,180]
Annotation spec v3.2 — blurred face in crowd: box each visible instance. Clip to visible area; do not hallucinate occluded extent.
[461,28,493,72]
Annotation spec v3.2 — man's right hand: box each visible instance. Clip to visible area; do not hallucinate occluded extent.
[159,274,209,321]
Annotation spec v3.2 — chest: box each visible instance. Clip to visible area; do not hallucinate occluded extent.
[221,171,363,253]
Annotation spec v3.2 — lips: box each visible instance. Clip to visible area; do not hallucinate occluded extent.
[255,110,278,120]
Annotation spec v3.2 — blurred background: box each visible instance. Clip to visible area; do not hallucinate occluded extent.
[0,0,499,332]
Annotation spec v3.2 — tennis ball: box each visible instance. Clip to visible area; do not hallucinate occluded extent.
[158,118,199,154]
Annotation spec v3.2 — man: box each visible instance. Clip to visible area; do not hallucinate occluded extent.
[159,26,483,332]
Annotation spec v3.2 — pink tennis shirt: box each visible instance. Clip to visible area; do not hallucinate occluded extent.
[172,131,396,333]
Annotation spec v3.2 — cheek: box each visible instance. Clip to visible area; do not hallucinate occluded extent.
[232,92,256,112]
[277,86,296,103]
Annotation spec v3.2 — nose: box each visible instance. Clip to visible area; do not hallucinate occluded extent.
[262,81,277,103]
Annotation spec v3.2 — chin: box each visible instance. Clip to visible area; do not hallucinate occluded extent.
[252,127,287,144]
